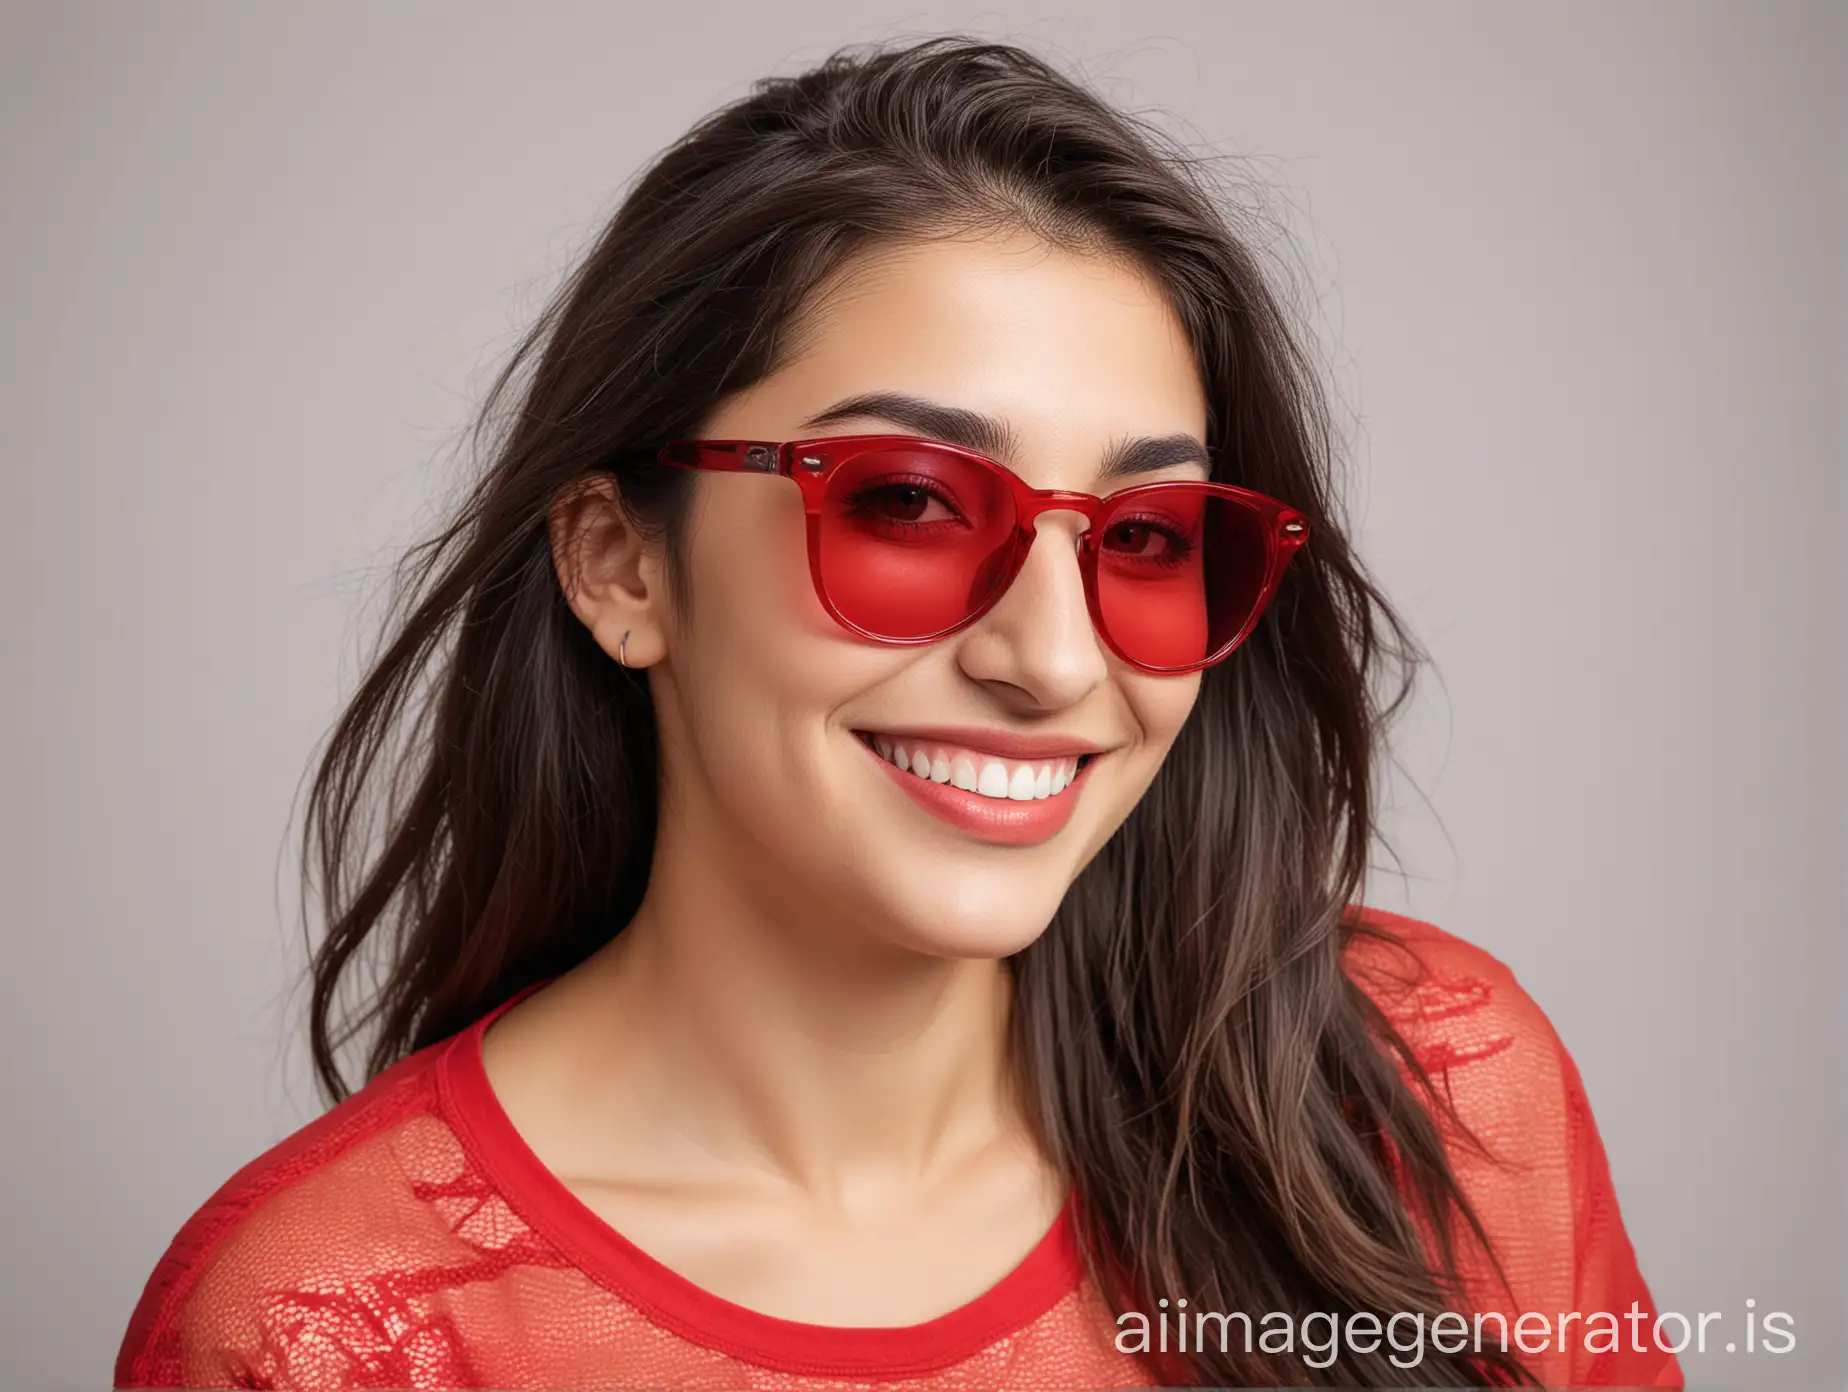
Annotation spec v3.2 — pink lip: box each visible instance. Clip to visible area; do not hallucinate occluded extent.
[853,724,1108,761]
[858,736,1096,847]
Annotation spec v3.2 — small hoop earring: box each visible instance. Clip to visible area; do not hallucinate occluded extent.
[618,630,631,668]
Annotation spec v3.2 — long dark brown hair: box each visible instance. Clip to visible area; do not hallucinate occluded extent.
[300,35,1531,1386]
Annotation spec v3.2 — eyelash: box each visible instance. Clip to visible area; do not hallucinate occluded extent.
[840,471,1200,567]
[840,473,969,527]
[1099,513,1197,568]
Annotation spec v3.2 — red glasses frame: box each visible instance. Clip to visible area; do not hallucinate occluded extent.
[656,434,1310,675]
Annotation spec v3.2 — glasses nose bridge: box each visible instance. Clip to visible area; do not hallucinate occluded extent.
[1015,489,1102,538]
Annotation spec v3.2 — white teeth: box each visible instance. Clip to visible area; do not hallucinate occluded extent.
[867,735,1091,803]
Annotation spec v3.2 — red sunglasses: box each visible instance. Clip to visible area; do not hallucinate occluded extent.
[656,434,1310,675]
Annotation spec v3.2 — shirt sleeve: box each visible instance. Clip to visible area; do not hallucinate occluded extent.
[1344,909,1686,1388]
[1555,1039,1684,1388]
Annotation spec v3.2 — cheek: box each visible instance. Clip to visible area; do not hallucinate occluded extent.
[674,490,818,754]
[1101,671,1204,811]
[685,477,835,644]
[1124,671,1203,753]
[668,481,903,805]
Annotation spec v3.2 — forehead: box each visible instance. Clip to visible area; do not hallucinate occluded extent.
[716,231,1211,487]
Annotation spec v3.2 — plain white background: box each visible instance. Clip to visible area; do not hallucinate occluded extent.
[2,2,1842,1386]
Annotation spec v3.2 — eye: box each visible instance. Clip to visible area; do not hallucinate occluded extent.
[842,477,964,527]
[865,483,948,522]
[1102,519,1185,558]
[1096,508,1199,574]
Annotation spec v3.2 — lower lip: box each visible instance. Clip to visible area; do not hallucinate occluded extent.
[857,737,1097,847]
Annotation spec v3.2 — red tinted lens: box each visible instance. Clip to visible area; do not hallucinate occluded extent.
[815,445,1019,639]
[1092,487,1273,669]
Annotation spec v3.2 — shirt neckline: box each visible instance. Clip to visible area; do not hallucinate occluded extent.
[435,980,1087,1379]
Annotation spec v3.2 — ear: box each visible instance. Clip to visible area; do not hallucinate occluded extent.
[548,474,671,668]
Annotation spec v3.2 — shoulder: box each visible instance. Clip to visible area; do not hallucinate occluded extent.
[1339,906,1680,1387]
[1338,907,1584,1279]
[114,1037,478,1389]
[1340,903,1560,1087]
[1338,903,1588,1185]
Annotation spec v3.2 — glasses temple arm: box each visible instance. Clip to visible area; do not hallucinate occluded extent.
[657,442,787,475]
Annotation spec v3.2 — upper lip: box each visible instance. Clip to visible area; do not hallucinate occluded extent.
[855,725,1110,760]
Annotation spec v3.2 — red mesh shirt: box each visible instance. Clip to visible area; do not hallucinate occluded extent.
[115,909,1682,1389]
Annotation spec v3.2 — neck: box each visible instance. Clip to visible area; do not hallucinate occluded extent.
[568,810,1030,1200]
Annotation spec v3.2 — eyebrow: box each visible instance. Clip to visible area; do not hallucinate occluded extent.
[796,391,1211,480]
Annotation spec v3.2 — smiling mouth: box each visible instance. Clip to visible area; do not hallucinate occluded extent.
[853,732,1097,802]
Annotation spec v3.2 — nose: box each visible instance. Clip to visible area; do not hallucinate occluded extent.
[954,510,1109,711]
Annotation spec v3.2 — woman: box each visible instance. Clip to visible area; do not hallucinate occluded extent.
[115,36,1679,1390]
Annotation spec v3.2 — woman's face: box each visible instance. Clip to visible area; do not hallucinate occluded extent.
[639,229,1209,960]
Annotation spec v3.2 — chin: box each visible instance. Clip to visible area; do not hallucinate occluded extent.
[866,873,1068,963]
[883,917,1052,963]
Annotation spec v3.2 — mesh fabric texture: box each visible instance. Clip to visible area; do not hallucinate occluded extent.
[115,908,1681,1389]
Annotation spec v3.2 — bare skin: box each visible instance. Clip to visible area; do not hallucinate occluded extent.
[481,227,1210,1325]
